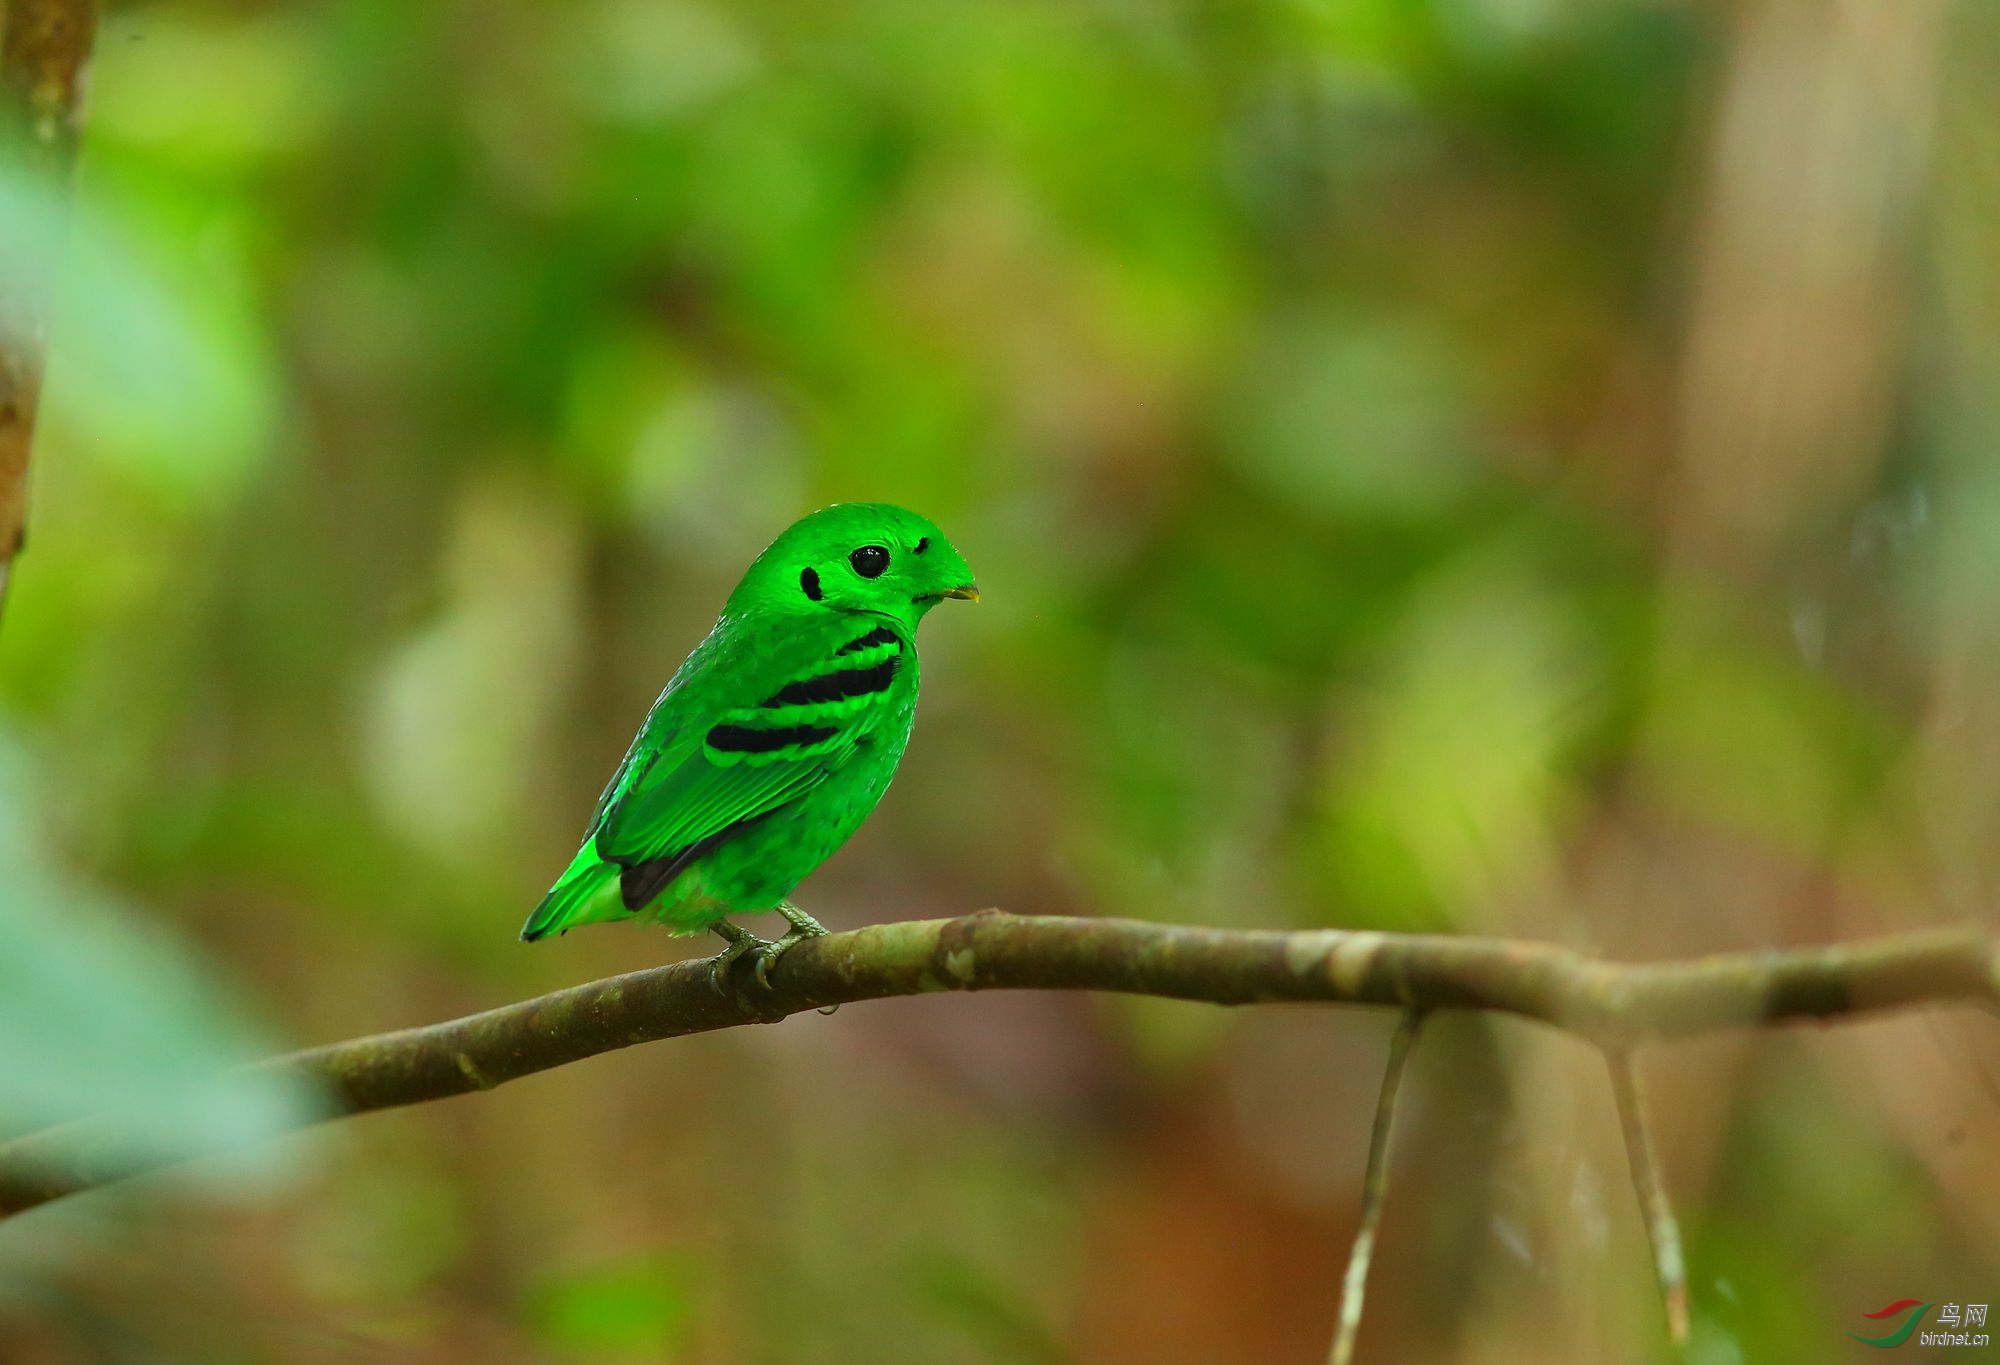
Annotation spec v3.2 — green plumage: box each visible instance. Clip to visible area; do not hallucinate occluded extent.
[521,503,976,945]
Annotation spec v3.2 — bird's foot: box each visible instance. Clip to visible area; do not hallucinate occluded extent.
[707,904,831,999]
[751,901,831,990]
[707,919,774,999]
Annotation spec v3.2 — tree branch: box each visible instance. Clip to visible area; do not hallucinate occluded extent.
[0,911,1993,1219]
[0,0,97,621]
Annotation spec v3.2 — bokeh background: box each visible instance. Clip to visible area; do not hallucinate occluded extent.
[1,0,1998,1360]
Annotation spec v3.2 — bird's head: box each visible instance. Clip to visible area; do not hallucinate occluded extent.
[730,503,978,628]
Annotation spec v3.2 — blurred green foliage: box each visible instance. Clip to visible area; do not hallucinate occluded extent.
[526,1251,698,1359]
[0,735,307,1161]
[1,0,1996,1359]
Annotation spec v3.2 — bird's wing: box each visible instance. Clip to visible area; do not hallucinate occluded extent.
[593,615,910,880]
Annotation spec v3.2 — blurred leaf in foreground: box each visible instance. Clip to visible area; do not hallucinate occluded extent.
[0,737,312,1169]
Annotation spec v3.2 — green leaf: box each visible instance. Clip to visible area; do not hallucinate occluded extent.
[0,739,312,1166]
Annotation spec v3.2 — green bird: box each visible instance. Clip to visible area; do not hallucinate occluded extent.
[521,503,978,986]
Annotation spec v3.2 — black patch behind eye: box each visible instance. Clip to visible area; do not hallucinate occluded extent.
[800,566,823,601]
[707,722,838,754]
[914,536,930,554]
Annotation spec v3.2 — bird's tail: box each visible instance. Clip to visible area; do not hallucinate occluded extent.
[520,843,625,942]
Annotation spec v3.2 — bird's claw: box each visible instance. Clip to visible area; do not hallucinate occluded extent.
[749,902,832,989]
[707,903,831,1000]
[749,930,807,990]
[706,919,773,999]
[707,934,762,998]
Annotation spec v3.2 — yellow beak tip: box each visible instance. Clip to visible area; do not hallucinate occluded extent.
[945,585,981,603]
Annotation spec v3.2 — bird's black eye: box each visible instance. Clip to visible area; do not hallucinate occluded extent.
[849,545,889,578]
[914,536,930,554]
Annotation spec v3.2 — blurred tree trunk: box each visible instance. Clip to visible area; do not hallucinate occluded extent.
[0,0,96,621]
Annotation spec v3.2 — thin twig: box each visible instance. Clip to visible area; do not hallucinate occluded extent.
[1607,1047,1689,1349]
[0,912,1992,1218]
[1328,1009,1425,1365]
[0,0,98,622]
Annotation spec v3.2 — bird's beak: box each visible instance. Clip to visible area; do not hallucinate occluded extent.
[942,585,980,603]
